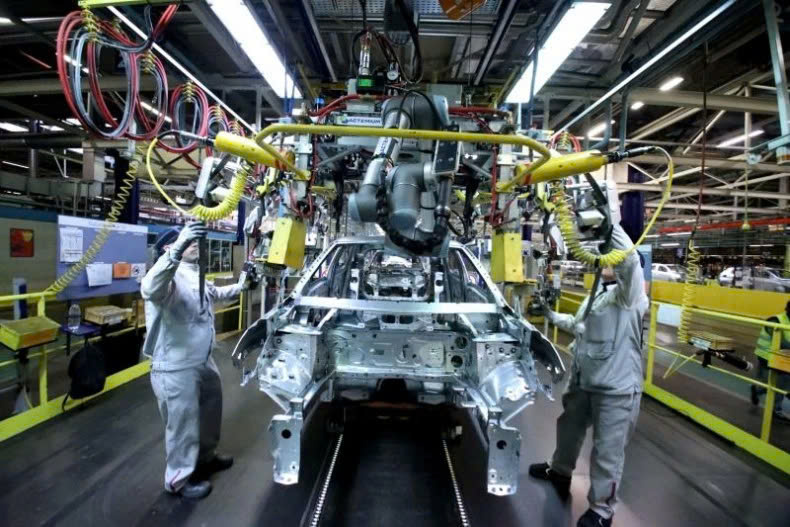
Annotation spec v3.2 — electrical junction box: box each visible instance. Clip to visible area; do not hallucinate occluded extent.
[267,217,306,269]
[491,231,524,283]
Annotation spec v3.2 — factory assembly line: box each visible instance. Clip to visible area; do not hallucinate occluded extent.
[0,1,789,526]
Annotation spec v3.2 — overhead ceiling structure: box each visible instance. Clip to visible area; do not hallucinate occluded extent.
[0,0,787,229]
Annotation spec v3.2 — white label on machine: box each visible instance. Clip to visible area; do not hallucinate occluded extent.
[60,227,83,263]
[339,115,382,127]
[553,273,562,290]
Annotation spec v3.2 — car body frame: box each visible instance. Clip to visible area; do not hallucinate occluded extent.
[232,237,565,496]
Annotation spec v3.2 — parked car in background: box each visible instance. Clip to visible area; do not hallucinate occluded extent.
[652,263,684,282]
[718,266,790,292]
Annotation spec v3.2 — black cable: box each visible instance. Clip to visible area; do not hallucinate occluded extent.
[392,88,445,130]
[393,0,423,84]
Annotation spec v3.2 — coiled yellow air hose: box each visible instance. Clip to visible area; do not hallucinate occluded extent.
[45,151,140,294]
[145,138,249,220]
[677,241,700,344]
[551,146,675,268]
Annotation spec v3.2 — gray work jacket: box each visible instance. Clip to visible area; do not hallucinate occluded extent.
[548,225,649,394]
[141,249,242,371]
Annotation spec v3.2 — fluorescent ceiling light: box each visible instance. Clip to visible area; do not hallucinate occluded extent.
[206,0,301,99]
[645,234,658,238]
[659,76,684,91]
[506,2,609,103]
[717,129,764,148]
[667,232,690,236]
[587,120,615,137]
[141,101,172,123]
[64,55,89,74]
[660,243,680,247]
[65,118,81,126]
[630,101,645,110]
[68,148,84,154]
[749,244,772,247]
[2,160,30,169]
[0,122,27,132]
[41,124,64,132]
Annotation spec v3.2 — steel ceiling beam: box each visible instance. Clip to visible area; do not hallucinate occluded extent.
[472,0,519,86]
[652,203,783,214]
[617,182,789,201]
[300,0,336,82]
[628,88,780,114]
[635,154,786,173]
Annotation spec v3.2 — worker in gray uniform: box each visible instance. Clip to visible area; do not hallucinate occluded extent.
[142,221,248,499]
[529,224,648,527]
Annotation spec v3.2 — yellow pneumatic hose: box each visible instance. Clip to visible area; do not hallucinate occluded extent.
[45,151,141,293]
[661,239,701,378]
[145,138,249,220]
[551,146,675,268]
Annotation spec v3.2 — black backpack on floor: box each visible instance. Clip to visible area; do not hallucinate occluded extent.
[63,343,106,410]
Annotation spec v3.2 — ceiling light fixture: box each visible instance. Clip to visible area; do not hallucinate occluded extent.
[140,101,173,123]
[660,243,680,247]
[587,119,615,137]
[659,76,684,91]
[559,0,736,131]
[630,101,645,110]
[0,122,28,132]
[717,129,764,148]
[2,160,30,169]
[506,2,610,103]
[205,0,301,100]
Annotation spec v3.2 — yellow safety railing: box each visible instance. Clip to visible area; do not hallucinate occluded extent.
[0,289,244,442]
[553,291,790,475]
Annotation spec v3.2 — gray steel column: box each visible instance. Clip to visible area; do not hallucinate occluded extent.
[619,91,629,154]
[763,0,790,163]
[542,96,550,131]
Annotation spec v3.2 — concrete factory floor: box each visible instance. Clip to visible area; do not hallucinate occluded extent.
[0,336,788,527]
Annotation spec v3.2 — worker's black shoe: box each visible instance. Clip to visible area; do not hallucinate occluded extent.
[774,411,790,423]
[197,453,234,476]
[174,480,212,500]
[528,462,571,497]
[577,509,612,527]
[750,385,759,406]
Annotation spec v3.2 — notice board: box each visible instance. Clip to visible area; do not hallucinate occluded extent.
[55,215,148,300]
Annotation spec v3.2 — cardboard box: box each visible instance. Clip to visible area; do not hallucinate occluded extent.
[0,316,60,350]
[85,305,129,326]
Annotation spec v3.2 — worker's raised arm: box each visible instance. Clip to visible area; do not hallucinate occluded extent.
[611,224,645,309]
[140,250,179,302]
[142,222,208,303]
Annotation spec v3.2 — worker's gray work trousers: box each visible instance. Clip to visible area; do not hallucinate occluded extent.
[150,356,223,492]
[550,385,641,519]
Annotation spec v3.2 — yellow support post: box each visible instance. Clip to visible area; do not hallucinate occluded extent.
[268,217,307,269]
[38,347,47,405]
[760,329,782,441]
[645,302,658,388]
[490,231,523,283]
[552,297,559,344]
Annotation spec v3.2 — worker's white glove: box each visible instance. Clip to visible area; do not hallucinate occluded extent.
[237,272,250,291]
[171,221,207,260]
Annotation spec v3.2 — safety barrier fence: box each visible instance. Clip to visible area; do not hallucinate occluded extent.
[0,289,243,442]
[557,292,790,475]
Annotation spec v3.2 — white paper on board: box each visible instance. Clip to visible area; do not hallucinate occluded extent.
[86,263,113,287]
[60,227,84,263]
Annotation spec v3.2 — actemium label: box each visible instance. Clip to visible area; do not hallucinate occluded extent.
[339,115,382,127]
